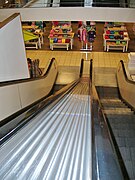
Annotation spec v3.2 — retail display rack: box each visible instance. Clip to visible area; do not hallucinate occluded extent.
[103,23,130,52]
[48,21,74,50]
[22,25,44,49]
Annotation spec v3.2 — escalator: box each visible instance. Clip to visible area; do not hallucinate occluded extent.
[96,61,135,180]
[0,77,92,179]
[0,59,92,179]
[0,59,124,180]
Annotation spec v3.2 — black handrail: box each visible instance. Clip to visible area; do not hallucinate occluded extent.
[120,60,135,85]
[79,58,84,77]
[90,59,93,81]
[0,57,56,87]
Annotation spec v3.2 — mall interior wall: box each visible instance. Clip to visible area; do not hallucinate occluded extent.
[0,7,135,22]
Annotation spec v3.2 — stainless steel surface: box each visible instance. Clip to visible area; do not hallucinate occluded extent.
[92,85,124,180]
[96,86,135,179]
[0,78,92,180]
[1,0,135,8]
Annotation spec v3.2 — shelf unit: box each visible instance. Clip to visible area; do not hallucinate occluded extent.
[22,26,44,49]
[48,33,74,50]
[49,21,74,50]
[103,26,130,52]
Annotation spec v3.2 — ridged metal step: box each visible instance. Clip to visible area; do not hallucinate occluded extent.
[103,107,135,179]
[56,66,80,85]
[103,109,133,114]
[97,86,135,179]
[0,78,92,180]
[96,86,119,99]
[94,67,117,87]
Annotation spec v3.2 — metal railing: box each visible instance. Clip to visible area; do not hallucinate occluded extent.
[0,0,135,8]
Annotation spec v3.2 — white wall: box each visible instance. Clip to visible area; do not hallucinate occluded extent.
[0,7,135,22]
[0,60,58,121]
[0,14,29,82]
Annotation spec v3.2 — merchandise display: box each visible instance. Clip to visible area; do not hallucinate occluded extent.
[22,22,44,49]
[78,21,96,50]
[48,21,74,50]
[23,30,40,49]
[21,21,134,52]
[103,22,130,52]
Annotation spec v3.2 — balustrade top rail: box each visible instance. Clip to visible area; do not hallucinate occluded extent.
[0,0,135,9]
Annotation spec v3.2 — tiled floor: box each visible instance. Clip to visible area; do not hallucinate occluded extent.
[26,50,129,68]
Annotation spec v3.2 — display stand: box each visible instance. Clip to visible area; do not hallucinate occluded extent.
[23,30,40,49]
[48,21,74,50]
[78,21,96,51]
[48,33,74,50]
[22,26,44,49]
[103,24,130,52]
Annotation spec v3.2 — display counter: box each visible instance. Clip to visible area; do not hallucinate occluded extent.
[48,33,74,51]
[103,26,130,52]
[23,29,44,49]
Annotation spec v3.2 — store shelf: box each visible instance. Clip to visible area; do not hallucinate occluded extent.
[106,42,126,52]
[103,25,130,52]
[48,33,74,50]
[23,28,44,49]
[49,21,74,51]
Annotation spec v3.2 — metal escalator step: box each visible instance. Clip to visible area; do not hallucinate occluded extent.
[113,129,119,137]
[119,147,135,179]
[111,124,135,133]
[125,138,135,147]
[124,160,134,179]
[103,109,133,114]
[97,87,135,179]
[115,137,126,147]
[118,130,135,138]
[102,104,127,108]
[112,129,135,138]
[119,147,131,161]
[101,99,121,102]
[130,147,135,161]
[94,74,117,87]
[107,115,135,121]
[96,87,119,99]
[100,99,128,108]
[102,100,128,104]
[94,67,117,74]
